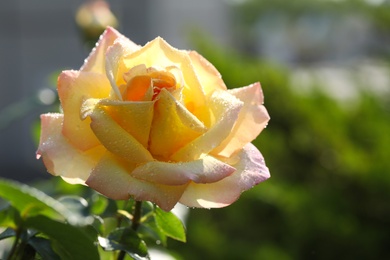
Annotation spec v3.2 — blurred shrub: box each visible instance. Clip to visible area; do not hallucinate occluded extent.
[169,38,390,260]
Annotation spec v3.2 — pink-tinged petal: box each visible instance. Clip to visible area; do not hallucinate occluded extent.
[131,155,235,185]
[122,37,207,115]
[149,89,207,159]
[89,105,154,164]
[171,90,243,162]
[36,113,105,184]
[86,153,187,211]
[188,51,227,95]
[179,143,270,208]
[58,70,111,151]
[212,82,270,157]
[105,37,142,100]
[81,27,139,74]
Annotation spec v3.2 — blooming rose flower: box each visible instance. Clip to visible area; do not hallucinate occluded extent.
[37,27,270,211]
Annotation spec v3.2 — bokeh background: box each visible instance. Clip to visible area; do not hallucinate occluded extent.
[1,0,390,259]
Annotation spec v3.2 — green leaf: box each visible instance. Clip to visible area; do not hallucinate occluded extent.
[138,217,167,247]
[28,236,61,260]
[0,178,78,224]
[0,204,21,229]
[25,215,99,260]
[99,227,149,259]
[0,227,15,240]
[154,207,186,242]
[57,196,94,226]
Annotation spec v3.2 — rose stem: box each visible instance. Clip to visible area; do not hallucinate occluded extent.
[117,200,143,260]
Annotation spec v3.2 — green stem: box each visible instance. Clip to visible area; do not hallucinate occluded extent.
[7,227,23,260]
[117,200,143,260]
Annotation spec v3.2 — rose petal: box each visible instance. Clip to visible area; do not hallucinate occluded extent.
[171,90,243,161]
[188,51,227,95]
[212,82,270,157]
[131,155,235,185]
[105,37,141,100]
[86,153,187,211]
[179,143,270,208]
[97,99,154,148]
[58,70,111,150]
[37,113,105,184]
[122,37,208,117]
[149,89,207,159]
[89,104,154,164]
[81,27,139,74]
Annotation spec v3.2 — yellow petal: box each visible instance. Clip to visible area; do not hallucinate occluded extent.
[95,99,154,148]
[171,90,243,162]
[122,37,207,112]
[58,70,111,151]
[37,113,105,184]
[188,51,227,95]
[149,89,207,160]
[212,82,270,157]
[89,105,153,164]
[86,152,187,211]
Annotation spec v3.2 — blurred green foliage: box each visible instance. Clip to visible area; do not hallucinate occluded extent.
[169,33,390,259]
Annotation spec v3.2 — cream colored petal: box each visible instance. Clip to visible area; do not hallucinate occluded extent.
[36,113,105,184]
[188,51,227,95]
[58,70,111,151]
[212,82,270,157]
[89,105,154,164]
[149,89,207,159]
[86,153,187,211]
[179,143,270,208]
[122,37,207,112]
[81,27,139,74]
[171,90,243,162]
[105,37,141,100]
[131,155,235,185]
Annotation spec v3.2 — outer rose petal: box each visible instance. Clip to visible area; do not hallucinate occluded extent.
[188,51,227,95]
[171,90,243,162]
[81,27,139,74]
[149,89,207,159]
[37,113,105,184]
[86,153,187,211]
[89,105,154,164]
[58,70,111,150]
[179,143,270,208]
[131,155,235,185]
[212,82,270,157]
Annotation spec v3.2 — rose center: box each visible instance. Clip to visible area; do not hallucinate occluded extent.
[123,70,176,101]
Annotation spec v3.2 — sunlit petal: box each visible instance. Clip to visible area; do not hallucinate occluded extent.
[89,105,154,164]
[81,27,138,74]
[58,70,111,150]
[171,90,243,161]
[86,153,187,211]
[212,82,270,157]
[37,113,105,184]
[131,155,235,185]
[149,89,207,159]
[179,143,270,208]
[188,51,227,95]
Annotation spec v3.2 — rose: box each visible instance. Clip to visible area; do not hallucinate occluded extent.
[37,27,270,211]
